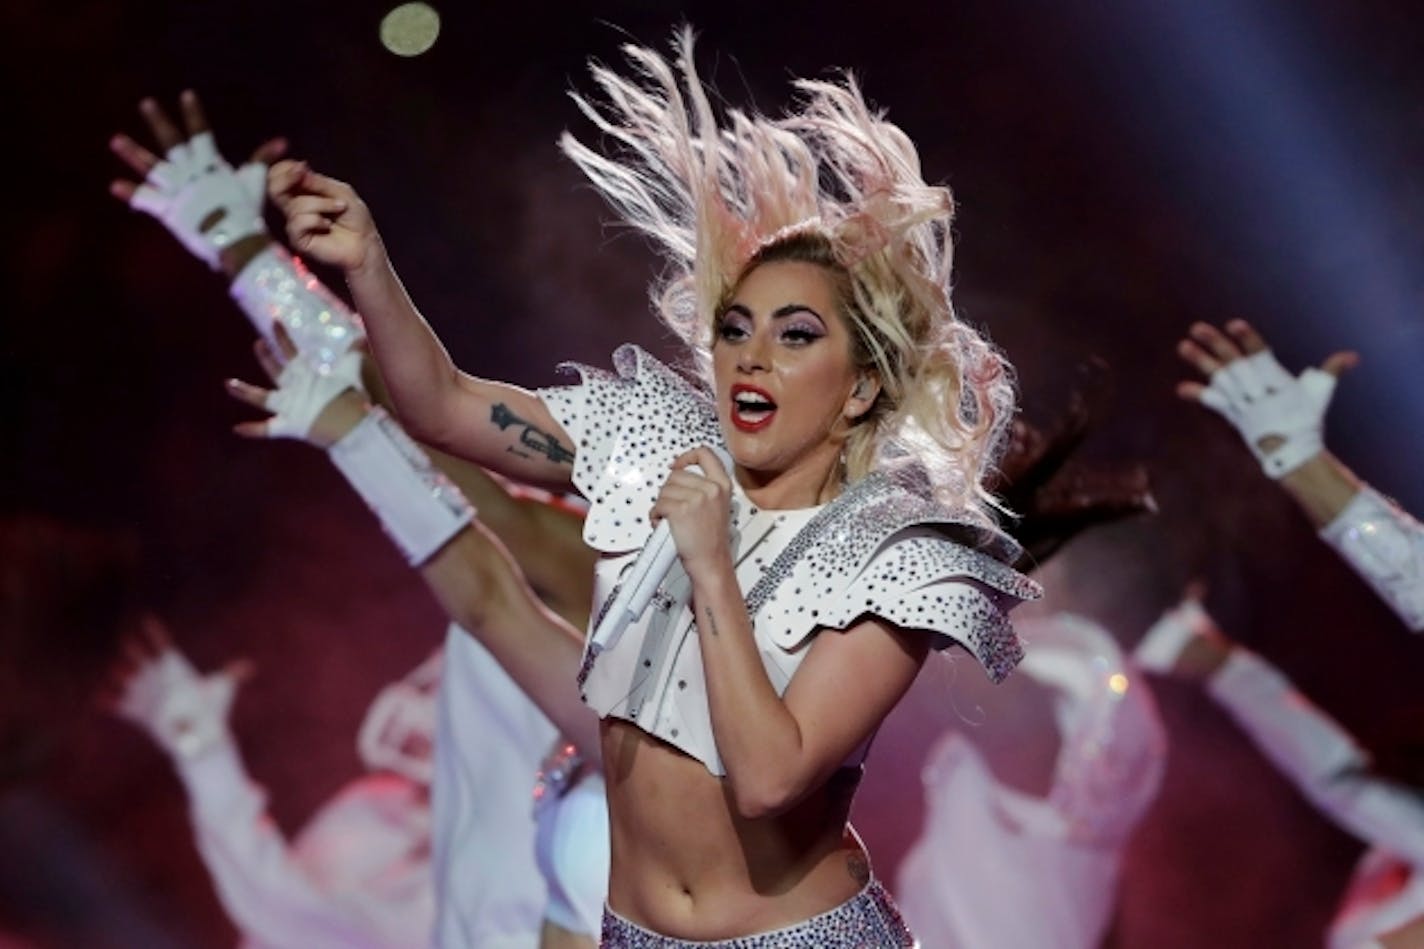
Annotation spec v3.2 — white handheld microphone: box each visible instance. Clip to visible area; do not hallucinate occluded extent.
[588,445,733,656]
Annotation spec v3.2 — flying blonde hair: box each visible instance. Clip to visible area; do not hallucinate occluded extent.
[559,28,1014,519]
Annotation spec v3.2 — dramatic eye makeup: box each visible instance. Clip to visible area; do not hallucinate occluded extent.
[715,303,827,344]
[715,307,753,340]
[778,317,825,344]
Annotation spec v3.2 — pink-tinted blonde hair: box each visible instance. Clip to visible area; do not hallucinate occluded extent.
[559,28,1015,519]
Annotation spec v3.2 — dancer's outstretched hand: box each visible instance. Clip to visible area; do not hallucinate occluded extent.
[1133,584,1232,683]
[110,90,285,269]
[268,160,381,274]
[102,615,253,760]
[1175,319,1358,479]
[225,324,369,447]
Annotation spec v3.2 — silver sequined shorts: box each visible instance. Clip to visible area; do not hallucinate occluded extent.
[599,879,917,948]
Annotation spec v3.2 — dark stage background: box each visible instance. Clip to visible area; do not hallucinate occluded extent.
[5,1,1424,945]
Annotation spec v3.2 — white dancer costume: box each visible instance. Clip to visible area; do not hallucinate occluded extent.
[537,345,1038,778]
[1319,486,1424,633]
[259,362,607,946]
[117,644,435,949]
[532,741,610,936]
[434,625,602,948]
[896,614,1166,949]
[125,116,610,945]
[1205,647,1424,948]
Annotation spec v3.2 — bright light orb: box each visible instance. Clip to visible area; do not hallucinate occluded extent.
[1108,673,1129,695]
[380,3,440,57]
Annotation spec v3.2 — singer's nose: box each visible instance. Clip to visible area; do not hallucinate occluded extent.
[737,329,770,374]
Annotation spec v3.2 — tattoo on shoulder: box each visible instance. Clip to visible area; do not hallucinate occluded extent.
[489,403,574,466]
[846,852,871,886]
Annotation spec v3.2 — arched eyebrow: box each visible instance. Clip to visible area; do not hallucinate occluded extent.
[720,302,827,325]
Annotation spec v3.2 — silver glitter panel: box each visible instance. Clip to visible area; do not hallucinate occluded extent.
[1320,486,1424,630]
[230,244,364,370]
[532,739,587,817]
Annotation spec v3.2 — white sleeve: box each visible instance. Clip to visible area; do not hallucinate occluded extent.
[174,740,414,949]
[1208,649,1424,863]
[1319,486,1424,632]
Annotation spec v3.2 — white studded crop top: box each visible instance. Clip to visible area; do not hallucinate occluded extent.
[538,344,1040,776]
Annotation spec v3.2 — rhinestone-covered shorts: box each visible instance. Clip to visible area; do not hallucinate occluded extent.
[599,878,917,948]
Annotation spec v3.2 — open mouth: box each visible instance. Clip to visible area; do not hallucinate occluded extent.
[731,384,777,432]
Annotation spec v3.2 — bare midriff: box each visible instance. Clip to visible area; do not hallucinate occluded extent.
[600,718,870,940]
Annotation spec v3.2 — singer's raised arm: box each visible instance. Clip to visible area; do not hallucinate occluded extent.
[267,159,579,492]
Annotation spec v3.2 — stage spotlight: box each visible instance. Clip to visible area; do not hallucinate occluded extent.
[380,3,440,57]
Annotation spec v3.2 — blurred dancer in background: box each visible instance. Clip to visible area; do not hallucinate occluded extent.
[110,92,606,949]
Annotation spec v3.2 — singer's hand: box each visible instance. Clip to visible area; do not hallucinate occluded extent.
[651,446,735,577]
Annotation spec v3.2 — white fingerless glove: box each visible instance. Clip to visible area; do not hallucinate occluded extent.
[1196,350,1335,478]
[130,132,267,269]
[261,348,366,440]
[115,648,237,760]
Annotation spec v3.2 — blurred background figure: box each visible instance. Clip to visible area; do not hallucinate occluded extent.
[899,614,1166,949]
[1138,591,1424,948]
[106,618,436,949]
[108,89,605,949]
[1175,319,1424,632]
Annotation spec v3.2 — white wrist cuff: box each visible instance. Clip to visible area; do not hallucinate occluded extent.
[230,245,365,370]
[328,407,475,565]
[1320,486,1424,631]
[1133,599,1211,673]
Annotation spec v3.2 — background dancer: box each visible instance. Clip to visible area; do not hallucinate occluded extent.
[109,92,608,949]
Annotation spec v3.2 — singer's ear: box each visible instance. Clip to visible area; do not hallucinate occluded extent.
[844,371,881,420]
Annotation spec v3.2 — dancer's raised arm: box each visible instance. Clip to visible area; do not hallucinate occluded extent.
[226,332,599,757]
[1176,319,1424,631]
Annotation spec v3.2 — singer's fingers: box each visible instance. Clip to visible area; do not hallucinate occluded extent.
[660,471,725,502]
[267,160,310,208]
[295,168,356,201]
[249,136,289,167]
[677,445,733,485]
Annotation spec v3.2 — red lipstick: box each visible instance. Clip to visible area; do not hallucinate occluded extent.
[730,383,777,433]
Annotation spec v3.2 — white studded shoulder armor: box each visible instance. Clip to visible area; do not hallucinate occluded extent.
[537,345,1039,775]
